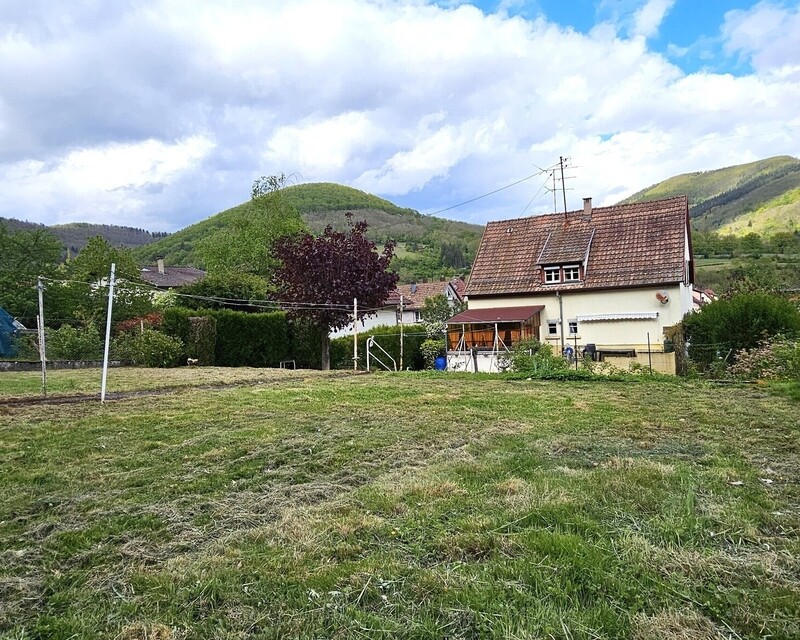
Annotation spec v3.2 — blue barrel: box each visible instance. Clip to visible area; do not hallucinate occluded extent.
[434,355,447,371]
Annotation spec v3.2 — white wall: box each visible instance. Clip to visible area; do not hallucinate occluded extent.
[466,285,690,352]
[330,308,398,339]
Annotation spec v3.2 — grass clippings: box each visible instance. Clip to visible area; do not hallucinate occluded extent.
[0,369,798,638]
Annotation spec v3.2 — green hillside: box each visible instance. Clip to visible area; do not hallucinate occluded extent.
[717,187,800,236]
[621,155,800,233]
[0,218,164,253]
[132,183,485,282]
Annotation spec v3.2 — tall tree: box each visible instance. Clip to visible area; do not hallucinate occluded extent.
[274,215,398,369]
[0,223,63,325]
[199,174,307,280]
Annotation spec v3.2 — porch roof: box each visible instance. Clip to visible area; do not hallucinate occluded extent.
[447,305,544,324]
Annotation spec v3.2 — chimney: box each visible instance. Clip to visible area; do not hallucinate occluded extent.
[411,282,417,294]
[157,257,165,274]
[583,197,592,216]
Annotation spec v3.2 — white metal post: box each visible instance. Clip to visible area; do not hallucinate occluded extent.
[353,297,358,372]
[399,295,404,371]
[37,277,47,397]
[101,263,116,403]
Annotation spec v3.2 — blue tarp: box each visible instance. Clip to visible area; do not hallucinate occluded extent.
[0,307,20,356]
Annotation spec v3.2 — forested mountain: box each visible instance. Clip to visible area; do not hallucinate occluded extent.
[621,155,800,234]
[132,183,484,282]
[0,218,167,255]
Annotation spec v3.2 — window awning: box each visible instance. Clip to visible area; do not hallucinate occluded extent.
[447,305,544,324]
[576,312,658,322]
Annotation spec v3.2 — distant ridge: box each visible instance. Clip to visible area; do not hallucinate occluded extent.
[0,218,166,253]
[620,155,800,235]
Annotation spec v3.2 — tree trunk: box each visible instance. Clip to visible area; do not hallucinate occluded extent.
[320,331,331,370]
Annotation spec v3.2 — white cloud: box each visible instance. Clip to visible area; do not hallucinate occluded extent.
[0,0,799,230]
[722,1,800,76]
[632,0,676,38]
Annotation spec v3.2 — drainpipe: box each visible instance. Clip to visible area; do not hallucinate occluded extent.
[556,291,565,354]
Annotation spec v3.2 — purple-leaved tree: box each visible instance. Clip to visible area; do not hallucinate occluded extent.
[274,214,398,369]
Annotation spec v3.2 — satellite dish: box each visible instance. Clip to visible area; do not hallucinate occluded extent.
[656,291,670,304]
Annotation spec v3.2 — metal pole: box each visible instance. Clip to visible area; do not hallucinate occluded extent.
[647,331,652,375]
[101,263,116,403]
[399,295,404,371]
[353,297,358,372]
[574,333,578,371]
[37,277,47,397]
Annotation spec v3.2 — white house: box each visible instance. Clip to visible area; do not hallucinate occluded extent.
[447,196,694,373]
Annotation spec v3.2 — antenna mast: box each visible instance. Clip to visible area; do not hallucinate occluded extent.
[559,156,568,214]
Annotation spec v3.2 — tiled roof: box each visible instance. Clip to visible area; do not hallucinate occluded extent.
[467,196,691,296]
[395,279,465,310]
[448,305,544,324]
[140,266,206,288]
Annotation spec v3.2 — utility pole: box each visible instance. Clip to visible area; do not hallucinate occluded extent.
[101,263,116,403]
[37,277,47,397]
[559,156,568,214]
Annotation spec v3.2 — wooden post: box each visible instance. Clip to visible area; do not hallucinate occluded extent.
[37,277,47,397]
[101,263,116,403]
[399,295,404,371]
[353,297,358,372]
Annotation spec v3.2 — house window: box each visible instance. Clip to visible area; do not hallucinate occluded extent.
[544,267,560,284]
[547,320,558,336]
[414,310,422,323]
[568,320,578,335]
[563,265,580,282]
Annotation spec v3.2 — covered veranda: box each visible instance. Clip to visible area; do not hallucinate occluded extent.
[445,305,543,372]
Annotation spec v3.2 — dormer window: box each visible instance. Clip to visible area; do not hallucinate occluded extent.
[544,266,561,284]
[542,265,582,284]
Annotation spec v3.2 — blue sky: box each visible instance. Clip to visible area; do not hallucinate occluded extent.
[1,0,798,231]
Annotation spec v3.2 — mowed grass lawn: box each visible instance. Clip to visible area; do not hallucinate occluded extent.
[1,370,798,639]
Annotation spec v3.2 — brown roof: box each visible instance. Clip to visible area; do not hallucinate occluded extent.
[395,279,465,310]
[140,266,206,288]
[467,196,691,296]
[448,305,544,324]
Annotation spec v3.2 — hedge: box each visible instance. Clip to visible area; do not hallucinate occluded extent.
[330,325,428,370]
[163,308,291,367]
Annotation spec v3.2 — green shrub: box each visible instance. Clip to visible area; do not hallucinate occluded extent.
[683,292,800,372]
[162,307,290,367]
[111,329,184,367]
[187,316,217,365]
[420,338,446,369]
[504,339,569,376]
[46,324,103,360]
[728,336,800,380]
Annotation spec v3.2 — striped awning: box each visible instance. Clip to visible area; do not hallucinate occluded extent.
[575,312,659,322]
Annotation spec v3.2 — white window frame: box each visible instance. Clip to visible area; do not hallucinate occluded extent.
[563,265,581,282]
[547,320,559,336]
[544,266,561,284]
[413,310,422,323]
[568,320,578,335]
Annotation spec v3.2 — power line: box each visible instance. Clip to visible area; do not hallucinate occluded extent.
[426,168,549,216]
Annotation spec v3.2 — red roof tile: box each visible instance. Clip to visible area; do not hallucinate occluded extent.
[448,305,544,324]
[394,279,465,310]
[467,196,691,296]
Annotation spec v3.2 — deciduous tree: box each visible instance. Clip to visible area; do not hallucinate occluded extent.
[274,215,398,369]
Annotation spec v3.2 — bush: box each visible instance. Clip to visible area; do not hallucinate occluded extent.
[112,329,184,367]
[162,307,290,367]
[504,339,569,376]
[46,324,103,360]
[187,315,217,365]
[728,336,800,380]
[683,293,800,372]
[115,312,164,335]
[420,338,446,369]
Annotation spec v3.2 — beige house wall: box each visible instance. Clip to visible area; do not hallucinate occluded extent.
[465,284,691,353]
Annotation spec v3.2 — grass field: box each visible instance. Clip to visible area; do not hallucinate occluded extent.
[1,369,798,639]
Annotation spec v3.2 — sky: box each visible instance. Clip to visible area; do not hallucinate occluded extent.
[1,0,799,232]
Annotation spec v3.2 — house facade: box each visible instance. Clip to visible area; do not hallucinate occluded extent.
[395,279,465,324]
[447,196,694,373]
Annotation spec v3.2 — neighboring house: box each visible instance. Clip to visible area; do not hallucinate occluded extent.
[396,279,466,324]
[329,290,401,339]
[330,279,466,339]
[692,286,717,310]
[139,258,206,289]
[447,196,694,373]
